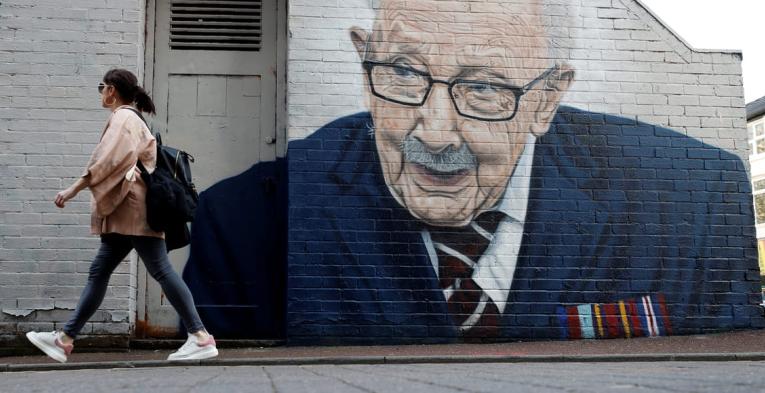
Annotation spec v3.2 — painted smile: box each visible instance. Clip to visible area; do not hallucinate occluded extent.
[410,162,471,190]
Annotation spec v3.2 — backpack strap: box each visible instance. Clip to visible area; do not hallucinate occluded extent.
[122,106,147,125]
[135,159,148,173]
[121,107,153,178]
[121,106,162,144]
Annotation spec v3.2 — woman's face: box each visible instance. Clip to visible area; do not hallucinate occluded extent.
[98,81,116,109]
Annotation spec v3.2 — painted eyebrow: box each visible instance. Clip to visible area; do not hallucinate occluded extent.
[400,43,427,54]
[457,68,517,85]
[381,42,428,57]
[379,28,429,56]
[372,34,518,84]
[371,43,429,68]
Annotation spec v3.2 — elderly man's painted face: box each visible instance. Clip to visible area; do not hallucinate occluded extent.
[351,0,574,227]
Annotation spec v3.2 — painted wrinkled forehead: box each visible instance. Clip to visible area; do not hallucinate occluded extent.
[367,0,550,63]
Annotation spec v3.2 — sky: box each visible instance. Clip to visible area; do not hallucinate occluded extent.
[639,0,765,104]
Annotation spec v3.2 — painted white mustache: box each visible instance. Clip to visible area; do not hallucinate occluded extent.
[401,133,477,173]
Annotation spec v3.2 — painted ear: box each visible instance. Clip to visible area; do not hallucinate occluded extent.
[349,26,374,110]
[530,63,575,137]
[349,26,370,60]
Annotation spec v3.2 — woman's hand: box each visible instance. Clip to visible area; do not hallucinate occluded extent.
[54,187,79,208]
[55,177,89,208]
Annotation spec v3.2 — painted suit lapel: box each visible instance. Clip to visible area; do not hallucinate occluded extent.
[326,114,453,331]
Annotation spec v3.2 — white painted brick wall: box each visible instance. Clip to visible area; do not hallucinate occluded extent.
[0,0,144,338]
[285,0,763,343]
[286,0,750,169]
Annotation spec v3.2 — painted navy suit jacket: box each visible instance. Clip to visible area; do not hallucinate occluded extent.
[185,106,764,343]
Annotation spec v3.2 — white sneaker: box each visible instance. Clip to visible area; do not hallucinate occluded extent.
[26,331,73,363]
[167,334,218,361]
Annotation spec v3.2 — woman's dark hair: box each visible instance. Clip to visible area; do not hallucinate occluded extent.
[103,68,156,115]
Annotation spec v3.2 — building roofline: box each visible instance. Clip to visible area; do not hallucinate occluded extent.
[747,96,765,121]
[631,0,743,56]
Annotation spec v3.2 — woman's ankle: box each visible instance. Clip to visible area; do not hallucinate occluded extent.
[59,332,75,345]
[191,330,210,341]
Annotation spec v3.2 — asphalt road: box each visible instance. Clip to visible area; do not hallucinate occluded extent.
[5,361,765,392]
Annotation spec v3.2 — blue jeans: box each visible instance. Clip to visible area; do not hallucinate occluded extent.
[63,234,205,338]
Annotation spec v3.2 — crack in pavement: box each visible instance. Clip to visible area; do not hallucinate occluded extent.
[300,365,379,393]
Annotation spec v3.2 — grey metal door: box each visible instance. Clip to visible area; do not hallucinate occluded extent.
[138,0,281,337]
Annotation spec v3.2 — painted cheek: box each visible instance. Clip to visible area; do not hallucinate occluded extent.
[461,121,504,155]
[378,98,418,123]
[375,109,417,175]
[375,131,405,184]
[474,159,512,209]
[476,164,510,192]
[380,111,418,135]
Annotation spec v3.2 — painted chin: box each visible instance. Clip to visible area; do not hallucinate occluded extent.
[407,162,473,193]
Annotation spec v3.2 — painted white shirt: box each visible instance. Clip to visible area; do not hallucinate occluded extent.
[422,134,535,314]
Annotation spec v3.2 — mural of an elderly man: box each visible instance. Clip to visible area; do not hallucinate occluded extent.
[183,0,764,342]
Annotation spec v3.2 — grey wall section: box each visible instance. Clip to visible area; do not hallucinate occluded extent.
[0,0,144,343]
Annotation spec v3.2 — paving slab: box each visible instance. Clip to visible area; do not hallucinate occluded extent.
[2,328,765,372]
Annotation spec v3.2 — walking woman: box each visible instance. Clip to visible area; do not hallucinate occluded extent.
[26,69,217,363]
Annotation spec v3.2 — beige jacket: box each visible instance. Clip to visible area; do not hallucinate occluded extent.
[83,106,163,238]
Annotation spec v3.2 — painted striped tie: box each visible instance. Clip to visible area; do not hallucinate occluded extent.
[429,211,504,339]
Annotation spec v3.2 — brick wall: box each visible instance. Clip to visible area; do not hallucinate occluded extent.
[287,0,748,150]
[286,0,763,344]
[2,0,761,346]
[0,0,143,342]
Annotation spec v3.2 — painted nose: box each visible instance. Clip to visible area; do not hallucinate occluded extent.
[415,82,462,152]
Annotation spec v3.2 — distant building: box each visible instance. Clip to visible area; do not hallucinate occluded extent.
[747,96,765,300]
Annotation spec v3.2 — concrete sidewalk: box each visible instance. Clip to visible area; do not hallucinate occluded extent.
[3,329,765,372]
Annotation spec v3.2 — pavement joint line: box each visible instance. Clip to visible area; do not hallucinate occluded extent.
[4,352,765,372]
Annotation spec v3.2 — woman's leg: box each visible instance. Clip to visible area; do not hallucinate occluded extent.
[62,234,133,339]
[131,236,206,334]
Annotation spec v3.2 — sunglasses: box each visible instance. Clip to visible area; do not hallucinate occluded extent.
[97,82,110,93]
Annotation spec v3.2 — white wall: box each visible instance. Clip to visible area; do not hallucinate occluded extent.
[0,0,144,339]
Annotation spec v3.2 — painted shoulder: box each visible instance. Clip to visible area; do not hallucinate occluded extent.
[288,112,373,150]
[549,106,740,161]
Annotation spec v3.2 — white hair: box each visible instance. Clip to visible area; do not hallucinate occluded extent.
[365,0,581,63]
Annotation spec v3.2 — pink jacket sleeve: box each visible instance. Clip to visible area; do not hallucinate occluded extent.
[82,111,141,216]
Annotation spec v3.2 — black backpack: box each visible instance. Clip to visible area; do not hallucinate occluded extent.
[127,108,199,250]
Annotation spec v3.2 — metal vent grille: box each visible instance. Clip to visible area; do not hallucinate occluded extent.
[170,1,262,51]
